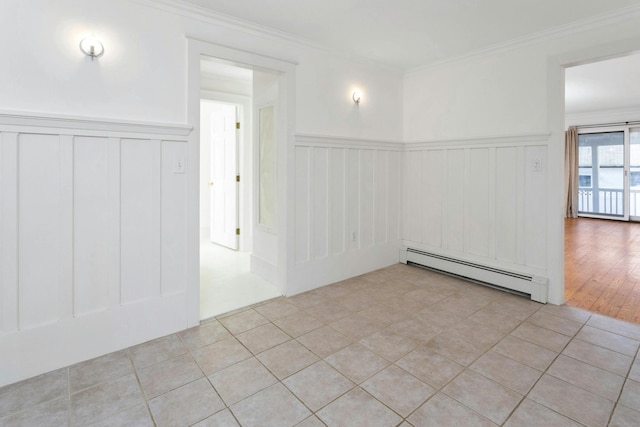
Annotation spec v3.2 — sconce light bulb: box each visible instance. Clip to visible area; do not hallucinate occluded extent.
[80,36,104,60]
[353,91,362,104]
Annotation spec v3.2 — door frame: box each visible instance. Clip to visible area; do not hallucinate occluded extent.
[186,37,296,327]
[549,39,640,305]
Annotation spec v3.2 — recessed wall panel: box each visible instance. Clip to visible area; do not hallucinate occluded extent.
[329,148,346,255]
[18,134,61,328]
[374,151,388,245]
[294,146,310,264]
[312,147,329,259]
[74,136,111,315]
[120,139,159,304]
[495,147,518,263]
[446,149,465,251]
[403,151,421,242]
[360,150,375,248]
[387,151,400,242]
[525,145,548,269]
[422,150,443,247]
[161,141,187,295]
[467,148,490,257]
[346,149,360,250]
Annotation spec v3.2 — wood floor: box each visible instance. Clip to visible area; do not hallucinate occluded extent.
[565,217,640,324]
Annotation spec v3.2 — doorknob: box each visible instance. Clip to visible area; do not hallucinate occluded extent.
[208,181,214,187]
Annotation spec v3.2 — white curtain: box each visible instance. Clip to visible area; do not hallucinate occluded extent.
[565,126,579,217]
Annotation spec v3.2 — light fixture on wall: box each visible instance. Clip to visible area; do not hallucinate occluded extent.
[352,90,362,105]
[79,36,104,61]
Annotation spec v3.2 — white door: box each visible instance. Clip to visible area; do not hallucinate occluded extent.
[208,103,239,249]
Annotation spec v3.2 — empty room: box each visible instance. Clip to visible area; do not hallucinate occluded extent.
[2,1,640,426]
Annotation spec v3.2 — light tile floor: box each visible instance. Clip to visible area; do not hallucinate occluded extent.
[2,263,640,426]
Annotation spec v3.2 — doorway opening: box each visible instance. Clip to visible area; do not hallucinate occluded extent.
[199,56,279,319]
[564,53,640,323]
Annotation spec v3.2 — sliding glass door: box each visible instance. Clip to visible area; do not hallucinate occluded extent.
[578,131,625,218]
[577,127,640,221]
[630,129,640,220]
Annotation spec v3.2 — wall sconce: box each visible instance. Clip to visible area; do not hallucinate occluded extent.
[352,91,362,105]
[79,36,104,60]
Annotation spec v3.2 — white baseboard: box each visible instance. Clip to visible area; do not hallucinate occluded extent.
[288,244,400,296]
[0,293,188,387]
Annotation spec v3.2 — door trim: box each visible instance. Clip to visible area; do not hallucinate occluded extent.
[186,37,296,327]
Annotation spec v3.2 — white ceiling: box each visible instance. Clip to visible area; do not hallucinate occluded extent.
[565,54,640,115]
[180,0,640,70]
[188,0,640,115]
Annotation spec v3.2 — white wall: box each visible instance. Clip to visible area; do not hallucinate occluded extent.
[0,114,190,386]
[0,0,403,139]
[291,136,401,295]
[0,0,403,386]
[401,137,548,277]
[403,12,640,305]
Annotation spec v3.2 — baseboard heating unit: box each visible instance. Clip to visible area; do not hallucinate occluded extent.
[401,248,548,303]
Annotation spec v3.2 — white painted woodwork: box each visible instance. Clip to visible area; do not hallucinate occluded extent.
[0,114,190,387]
[291,135,402,294]
[18,133,62,329]
[74,136,112,316]
[120,139,162,304]
[401,136,550,281]
[161,141,188,296]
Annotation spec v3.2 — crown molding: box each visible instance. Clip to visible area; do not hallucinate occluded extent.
[405,4,640,75]
[134,0,639,75]
[130,0,403,75]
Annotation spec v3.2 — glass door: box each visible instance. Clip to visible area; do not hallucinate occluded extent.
[578,130,628,220]
[630,129,640,220]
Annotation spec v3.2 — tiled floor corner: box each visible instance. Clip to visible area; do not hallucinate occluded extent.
[2,263,640,426]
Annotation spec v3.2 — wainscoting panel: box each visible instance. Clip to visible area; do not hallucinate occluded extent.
[402,135,549,278]
[312,147,329,260]
[74,136,113,316]
[120,139,162,304]
[18,133,63,329]
[446,149,465,252]
[291,135,402,294]
[0,113,191,386]
[329,148,346,256]
[495,147,519,264]
[161,140,188,296]
[294,146,310,265]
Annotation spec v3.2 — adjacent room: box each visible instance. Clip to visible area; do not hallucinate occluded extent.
[198,57,280,318]
[565,54,640,323]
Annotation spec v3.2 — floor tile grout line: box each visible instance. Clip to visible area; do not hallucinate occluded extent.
[126,349,158,427]
[514,314,613,427]
[388,295,542,425]
[66,367,71,427]
[607,331,640,425]
[420,301,561,426]
[8,264,640,426]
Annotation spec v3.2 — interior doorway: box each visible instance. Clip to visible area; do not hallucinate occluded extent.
[564,53,640,318]
[198,56,279,319]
